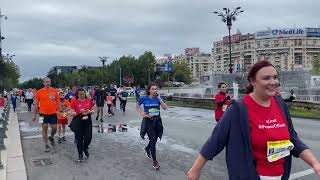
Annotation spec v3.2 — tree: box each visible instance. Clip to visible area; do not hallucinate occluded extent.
[312,56,320,75]
[20,78,43,89]
[173,62,192,84]
[0,59,20,91]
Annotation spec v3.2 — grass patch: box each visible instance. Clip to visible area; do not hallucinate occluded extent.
[166,100,319,120]
[289,107,320,120]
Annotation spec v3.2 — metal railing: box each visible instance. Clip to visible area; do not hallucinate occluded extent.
[0,100,10,169]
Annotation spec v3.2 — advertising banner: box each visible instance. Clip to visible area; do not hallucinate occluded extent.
[255,28,306,39]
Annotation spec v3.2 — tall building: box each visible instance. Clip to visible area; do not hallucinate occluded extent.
[173,48,212,81]
[212,28,320,73]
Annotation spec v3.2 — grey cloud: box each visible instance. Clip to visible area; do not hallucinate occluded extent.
[1,0,320,82]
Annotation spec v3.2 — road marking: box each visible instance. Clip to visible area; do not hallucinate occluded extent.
[289,169,315,179]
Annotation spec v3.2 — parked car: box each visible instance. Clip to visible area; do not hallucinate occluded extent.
[125,87,135,96]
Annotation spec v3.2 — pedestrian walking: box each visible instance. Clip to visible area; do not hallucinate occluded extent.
[32,77,60,152]
[187,60,320,180]
[214,82,231,122]
[69,88,94,162]
[136,83,168,170]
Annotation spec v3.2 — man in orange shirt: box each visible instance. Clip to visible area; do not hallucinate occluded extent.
[32,77,60,152]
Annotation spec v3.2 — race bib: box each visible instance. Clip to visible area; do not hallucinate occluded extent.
[122,97,127,101]
[112,96,116,100]
[39,116,44,124]
[61,112,67,118]
[222,104,228,112]
[148,108,160,116]
[82,115,88,120]
[267,140,294,162]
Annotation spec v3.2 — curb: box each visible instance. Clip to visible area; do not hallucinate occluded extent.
[5,108,27,180]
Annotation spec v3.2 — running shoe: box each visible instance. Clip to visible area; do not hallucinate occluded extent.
[58,137,62,144]
[62,136,66,141]
[152,161,160,170]
[48,136,55,146]
[144,147,151,159]
[44,145,51,152]
[78,155,84,163]
[84,149,89,159]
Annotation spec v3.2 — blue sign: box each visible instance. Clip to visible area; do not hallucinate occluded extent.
[306,28,320,37]
[167,61,173,72]
[256,28,306,39]
[236,63,241,72]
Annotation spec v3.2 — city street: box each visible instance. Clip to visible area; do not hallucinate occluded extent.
[15,100,320,180]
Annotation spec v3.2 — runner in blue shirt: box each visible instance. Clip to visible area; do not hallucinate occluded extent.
[136,83,168,170]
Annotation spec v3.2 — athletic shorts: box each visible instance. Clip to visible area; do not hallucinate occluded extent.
[96,102,104,107]
[57,118,68,125]
[39,113,58,124]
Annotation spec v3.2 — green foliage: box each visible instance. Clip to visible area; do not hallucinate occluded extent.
[0,58,20,91]
[20,78,43,89]
[21,51,157,88]
[312,56,320,75]
[173,62,192,84]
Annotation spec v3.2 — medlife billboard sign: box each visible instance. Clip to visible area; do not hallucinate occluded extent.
[306,28,320,37]
[255,28,306,39]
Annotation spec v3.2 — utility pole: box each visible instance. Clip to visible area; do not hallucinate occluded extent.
[98,56,110,85]
[0,9,8,61]
[119,67,122,86]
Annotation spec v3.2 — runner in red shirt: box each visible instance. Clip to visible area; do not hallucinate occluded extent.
[187,60,320,180]
[214,82,231,122]
[57,91,70,144]
[69,88,94,163]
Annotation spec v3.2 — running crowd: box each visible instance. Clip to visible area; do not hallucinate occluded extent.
[1,60,320,179]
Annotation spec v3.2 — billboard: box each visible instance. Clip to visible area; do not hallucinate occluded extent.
[255,28,306,39]
[185,48,200,56]
[223,33,241,45]
[306,28,320,37]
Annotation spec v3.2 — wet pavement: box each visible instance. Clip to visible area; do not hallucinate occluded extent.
[15,100,320,180]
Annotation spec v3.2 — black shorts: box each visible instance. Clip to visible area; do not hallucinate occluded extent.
[39,113,58,124]
[96,102,104,107]
[112,98,116,105]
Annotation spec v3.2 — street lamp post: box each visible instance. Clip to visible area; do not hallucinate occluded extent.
[98,56,110,85]
[214,7,244,74]
[0,9,8,61]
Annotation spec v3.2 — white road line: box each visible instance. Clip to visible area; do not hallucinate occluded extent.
[289,169,315,179]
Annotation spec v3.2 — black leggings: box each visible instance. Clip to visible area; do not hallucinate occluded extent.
[107,104,112,114]
[145,119,158,161]
[75,120,92,157]
[121,100,127,112]
[26,99,33,111]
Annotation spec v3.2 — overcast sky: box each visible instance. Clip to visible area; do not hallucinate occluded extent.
[1,0,319,82]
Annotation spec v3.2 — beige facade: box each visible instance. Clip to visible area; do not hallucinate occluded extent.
[212,34,320,73]
[173,53,212,81]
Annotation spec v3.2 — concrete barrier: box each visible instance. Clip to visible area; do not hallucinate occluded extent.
[163,95,320,111]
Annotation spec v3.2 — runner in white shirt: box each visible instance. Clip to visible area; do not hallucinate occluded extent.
[25,88,35,112]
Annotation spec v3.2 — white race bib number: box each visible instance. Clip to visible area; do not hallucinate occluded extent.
[39,116,44,124]
[267,140,294,162]
[148,108,160,116]
[222,104,228,112]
